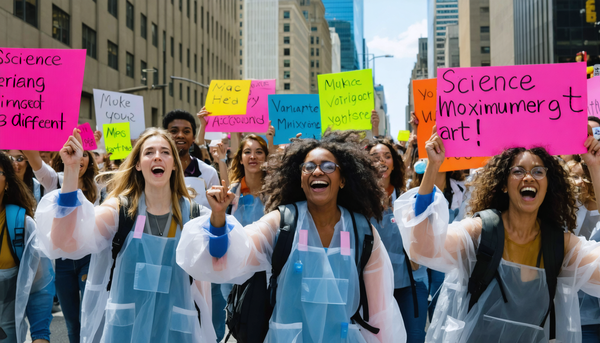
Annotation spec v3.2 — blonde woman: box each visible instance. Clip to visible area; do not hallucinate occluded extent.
[35,128,215,343]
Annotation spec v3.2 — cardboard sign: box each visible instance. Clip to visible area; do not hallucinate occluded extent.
[268,94,321,145]
[397,130,410,142]
[413,78,489,172]
[0,48,86,150]
[93,89,145,140]
[318,69,374,132]
[103,122,132,160]
[205,79,275,132]
[437,63,588,157]
[78,122,97,151]
[205,80,252,115]
[588,76,600,117]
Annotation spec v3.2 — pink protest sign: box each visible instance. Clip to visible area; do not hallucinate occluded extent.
[77,122,97,151]
[436,63,588,157]
[588,76,600,117]
[0,48,86,151]
[205,79,275,133]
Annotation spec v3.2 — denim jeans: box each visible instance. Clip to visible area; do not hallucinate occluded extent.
[394,281,429,343]
[212,283,226,342]
[582,324,600,343]
[427,269,445,321]
[54,255,90,343]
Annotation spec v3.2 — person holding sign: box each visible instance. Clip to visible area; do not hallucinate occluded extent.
[394,126,600,343]
[0,151,54,343]
[177,131,406,343]
[6,150,45,203]
[365,137,428,343]
[34,128,216,343]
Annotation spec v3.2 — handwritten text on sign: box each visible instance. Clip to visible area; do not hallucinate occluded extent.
[588,76,600,117]
[93,89,145,139]
[103,122,132,160]
[77,122,97,151]
[205,79,275,132]
[436,63,588,157]
[0,48,86,150]
[205,80,252,115]
[413,78,489,172]
[268,94,321,145]
[318,69,374,132]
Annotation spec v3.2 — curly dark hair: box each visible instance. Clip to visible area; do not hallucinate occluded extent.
[468,147,577,232]
[52,151,99,203]
[263,130,386,221]
[0,152,36,218]
[364,137,406,194]
[162,109,197,137]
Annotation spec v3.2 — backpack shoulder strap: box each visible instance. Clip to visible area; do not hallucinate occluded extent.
[468,209,506,311]
[268,203,299,306]
[190,199,201,219]
[540,222,564,340]
[5,204,26,263]
[349,211,380,334]
[106,197,135,291]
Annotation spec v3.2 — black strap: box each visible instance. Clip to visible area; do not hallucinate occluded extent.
[540,223,564,339]
[107,197,135,292]
[190,200,201,219]
[403,250,419,318]
[268,203,298,307]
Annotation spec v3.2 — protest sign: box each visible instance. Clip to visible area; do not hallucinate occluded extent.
[436,63,588,157]
[413,78,489,172]
[205,80,252,115]
[103,122,132,160]
[268,94,321,145]
[0,48,86,150]
[588,76,600,117]
[397,130,410,142]
[205,79,275,132]
[204,131,223,140]
[93,89,145,139]
[318,69,374,132]
[78,122,97,151]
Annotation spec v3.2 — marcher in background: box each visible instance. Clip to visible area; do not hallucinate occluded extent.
[6,150,44,204]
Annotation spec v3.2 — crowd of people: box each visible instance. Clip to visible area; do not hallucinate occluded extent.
[2,108,600,343]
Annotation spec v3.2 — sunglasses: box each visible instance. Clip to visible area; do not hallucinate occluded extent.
[300,161,340,174]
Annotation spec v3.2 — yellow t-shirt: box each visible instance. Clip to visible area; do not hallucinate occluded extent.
[502,221,544,268]
[0,209,17,269]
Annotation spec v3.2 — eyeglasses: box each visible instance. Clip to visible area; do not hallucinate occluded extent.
[0,171,4,176]
[300,161,340,174]
[510,166,548,180]
[9,156,25,163]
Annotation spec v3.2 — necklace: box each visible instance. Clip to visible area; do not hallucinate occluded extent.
[146,211,173,237]
[152,214,165,236]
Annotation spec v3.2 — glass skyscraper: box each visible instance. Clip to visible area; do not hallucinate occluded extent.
[322,0,364,71]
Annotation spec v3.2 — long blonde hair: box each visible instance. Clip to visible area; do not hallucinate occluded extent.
[105,128,191,226]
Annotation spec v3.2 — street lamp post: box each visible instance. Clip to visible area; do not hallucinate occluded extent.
[367,54,394,84]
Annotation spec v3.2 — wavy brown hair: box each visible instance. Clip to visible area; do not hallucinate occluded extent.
[229,134,269,184]
[0,152,36,218]
[263,130,386,221]
[567,160,596,207]
[468,147,577,232]
[364,137,406,194]
[52,150,99,203]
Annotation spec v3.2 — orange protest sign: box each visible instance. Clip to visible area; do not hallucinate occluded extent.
[412,78,489,172]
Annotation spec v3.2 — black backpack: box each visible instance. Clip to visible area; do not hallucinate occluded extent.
[467,209,564,339]
[224,204,380,343]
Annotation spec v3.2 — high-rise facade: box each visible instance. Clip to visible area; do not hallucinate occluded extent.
[427,0,458,77]
[2,0,239,129]
[458,0,490,67]
[330,27,342,73]
[322,0,364,71]
[407,37,428,130]
[302,0,333,93]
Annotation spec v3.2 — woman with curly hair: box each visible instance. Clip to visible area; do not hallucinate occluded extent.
[394,126,600,343]
[177,131,406,343]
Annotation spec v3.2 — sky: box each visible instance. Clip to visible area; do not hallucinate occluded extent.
[364,0,427,136]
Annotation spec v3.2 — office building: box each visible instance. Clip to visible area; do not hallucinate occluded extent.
[427,0,458,77]
[322,0,364,71]
[2,0,239,129]
[407,37,428,130]
[330,27,341,73]
[302,0,332,93]
[373,84,390,137]
[458,0,490,67]
[445,24,460,67]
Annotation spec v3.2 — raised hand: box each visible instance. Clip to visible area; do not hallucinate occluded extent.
[60,128,84,167]
[371,110,380,127]
[266,121,275,141]
[424,125,445,167]
[94,130,102,143]
[197,106,210,128]
[207,180,235,227]
[582,135,600,167]
[410,112,419,132]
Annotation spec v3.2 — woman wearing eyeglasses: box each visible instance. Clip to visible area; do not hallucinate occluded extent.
[177,131,406,343]
[394,127,600,343]
[5,151,44,203]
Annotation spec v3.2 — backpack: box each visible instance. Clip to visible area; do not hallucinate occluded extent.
[224,203,380,343]
[467,209,564,340]
[4,204,26,264]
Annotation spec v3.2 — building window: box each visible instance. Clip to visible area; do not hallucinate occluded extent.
[14,0,38,27]
[480,7,489,13]
[163,30,166,52]
[187,49,190,67]
[284,36,290,44]
[152,23,158,46]
[311,26,317,32]
[187,0,190,17]
[194,1,197,23]
[194,54,197,72]
[283,71,290,79]
[316,60,319,68]
[284,83,290,90]
[126,2,134,29]
[141,14,147,39]
[240,49,242,56]
[179,83,183,100]
[201,56,204,75]
[283,23,290,32]
[303,10,308,19]
[316,36,319,44]
[187,86,190,103]
[240,29,242,36]
[107,40,118,70]
[240,59,242,65]
[108,0,118,18]
[153,67,158,85]
[283,11,290,19]
[52,5,70,46]
[240,21,243,27]
[311,84,316,90]
[140,61,147,84]
[284,48,290,56]
[284,59,290,67]
[316,48,319,56]
[481,46,490,53]
[481,62,490,66]
[207,11,210,33]
[170,37,174,57]
[179,0,182,11]
[169,82,173,96]
[436,43,444,48]
[310,60,314,67]
[195,89,198,106]
[126,53,134,78]
[311,48,314,56]
[179,43,182,63]
[480,26,489,33]
[201,6,204,28]
[82,24,97,59]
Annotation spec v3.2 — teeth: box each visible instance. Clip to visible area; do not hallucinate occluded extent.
[152,167,164,172]
[521,187,537,193]
[311,180,328,186]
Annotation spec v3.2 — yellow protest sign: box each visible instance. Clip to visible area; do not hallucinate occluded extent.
[205,80,252,115]
[103,122,133,160]
[318,69,374,132]
[397,130,410,142]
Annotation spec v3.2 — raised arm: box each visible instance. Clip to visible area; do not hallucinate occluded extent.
[266,120,277,154]
[370,110,380,137]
